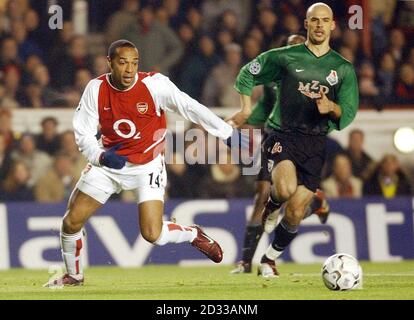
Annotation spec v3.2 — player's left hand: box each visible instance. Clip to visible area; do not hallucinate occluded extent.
[224,128,250,150]
[316,88,333,115]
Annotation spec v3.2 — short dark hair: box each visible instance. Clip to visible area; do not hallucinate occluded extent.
[41,116,58,127]
[350,129,364,138]
[107,39,136,60]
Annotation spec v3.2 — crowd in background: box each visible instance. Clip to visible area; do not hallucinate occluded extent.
[0,0,413,110]
[0,0,413,202]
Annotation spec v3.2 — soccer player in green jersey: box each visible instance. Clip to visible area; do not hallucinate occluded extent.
[231,3,359,278]
[230,34,330,275]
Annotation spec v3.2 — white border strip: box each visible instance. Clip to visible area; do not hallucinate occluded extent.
[0,204,10,270]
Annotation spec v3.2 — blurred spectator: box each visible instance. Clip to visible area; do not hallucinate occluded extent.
[51,35,93,90]
[0,109,19,152]
[2,64,21,108]
[74,68,92,93]
[166,152,196,198]
[105,0,140,45]
[322,135,346,179]
[257,7,279,49]
[281,13,301,35]
[161,0,182,30]
[242,36,261,64]
[19,64,59,108]
[279,0,307,20]
[48,21,74,76]
[345,129,375,181]
[0,133,12,181]
[364,154,412,198]
[0,37,20,71]
[216,9,241,39]
[11,133,52,187]
[93,54,110,77]
[35,116,60,156]
[30,64,60,106]
[10,19,43,62]
[0,160,34,202]
[155,6,170,26]
[59,130,87,182]
[20,80,43,108]
[34,152,76,203]
[177,23,197,56]
[393,0,414,29]
[395,64,414,103]
[24,8,42,45]
[215,28,235,58]
[341,29,364,65]
[198,147,254,198]
[175,34,220,101]
[122,5,183,75]
[359,61,380,105]
[322,154,363,198]
[185,7,203,36]
[202,43,242,108]
[201,0,251,35]
[338,46,355,64]
[387,29,406,64]
[22,54,42,84]
[377,53,396,102]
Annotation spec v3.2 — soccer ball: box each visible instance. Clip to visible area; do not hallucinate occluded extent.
[321,253,363,291]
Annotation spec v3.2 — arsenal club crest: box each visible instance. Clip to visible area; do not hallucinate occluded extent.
[326,70,338,86]
[136,102,148,114]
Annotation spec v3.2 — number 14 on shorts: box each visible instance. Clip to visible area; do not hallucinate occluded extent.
[149,172,161,188]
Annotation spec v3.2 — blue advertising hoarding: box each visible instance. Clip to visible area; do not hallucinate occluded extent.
[0,197,413,269]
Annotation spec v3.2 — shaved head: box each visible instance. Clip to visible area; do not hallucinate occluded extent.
[304,2,335,46]
[306,2,333,19]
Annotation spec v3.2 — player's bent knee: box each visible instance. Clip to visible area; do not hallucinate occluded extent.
[62,215,84,234]
[141,226,162,244]
[276,181,296,201]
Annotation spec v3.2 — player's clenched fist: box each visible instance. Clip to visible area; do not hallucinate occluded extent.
[99,144,127,169]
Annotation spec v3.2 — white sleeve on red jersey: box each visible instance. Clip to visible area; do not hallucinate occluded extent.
[72,79,103,166]
[142,73,233,140]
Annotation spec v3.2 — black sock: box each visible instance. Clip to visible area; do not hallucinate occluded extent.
[265,187,285,212]
[241,224,264,263]
[272,219,298,251]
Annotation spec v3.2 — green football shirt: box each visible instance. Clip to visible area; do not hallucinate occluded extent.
[235,43,359,135]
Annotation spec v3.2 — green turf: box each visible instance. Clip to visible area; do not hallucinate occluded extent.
[0,261,413,300]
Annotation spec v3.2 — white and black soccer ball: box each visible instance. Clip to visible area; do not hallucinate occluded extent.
[321,253,363,291]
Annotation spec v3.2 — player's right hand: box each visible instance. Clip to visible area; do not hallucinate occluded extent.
[99,144,127,169]
[225,110,251,128]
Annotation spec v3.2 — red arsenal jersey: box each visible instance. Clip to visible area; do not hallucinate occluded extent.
[96,72,166,164]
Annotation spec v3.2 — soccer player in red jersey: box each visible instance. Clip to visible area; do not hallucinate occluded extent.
[45,40,246,286]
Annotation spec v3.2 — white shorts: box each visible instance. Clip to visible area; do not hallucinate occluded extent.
[76,154,167,204]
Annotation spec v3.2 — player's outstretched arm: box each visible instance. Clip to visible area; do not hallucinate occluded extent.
[231,49,283,128]
[226,94,252,128]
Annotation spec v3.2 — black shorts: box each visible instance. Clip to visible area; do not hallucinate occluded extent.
[256,129,272,182]
[262,129,326,192]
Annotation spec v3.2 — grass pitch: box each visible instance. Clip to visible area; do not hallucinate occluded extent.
[0,261,413,300]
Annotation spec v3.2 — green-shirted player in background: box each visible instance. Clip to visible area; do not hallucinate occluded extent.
[229,3,359,278]
[230,34,330,275]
